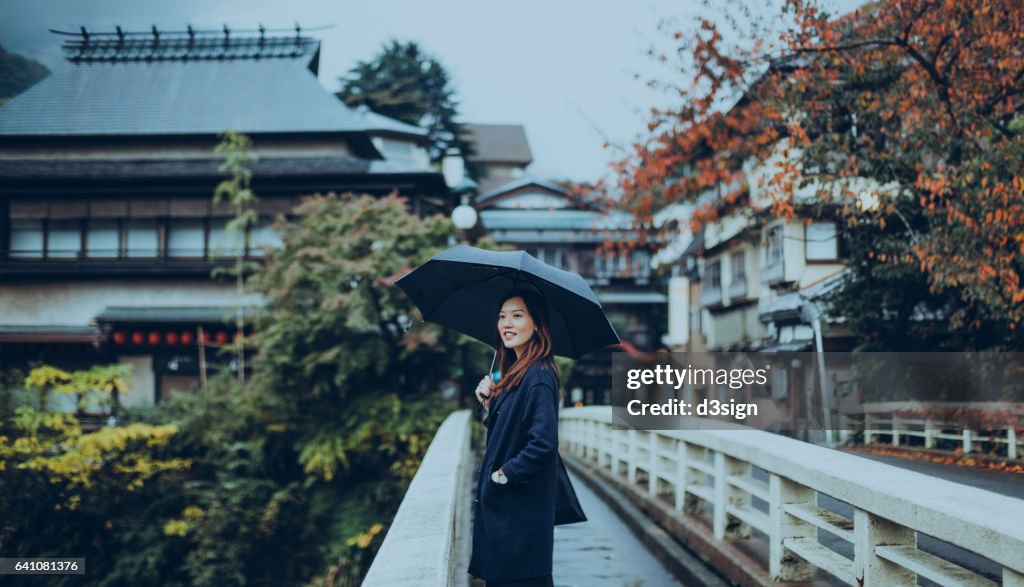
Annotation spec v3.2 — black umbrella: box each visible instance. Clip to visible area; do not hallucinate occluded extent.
[396,245,619,359]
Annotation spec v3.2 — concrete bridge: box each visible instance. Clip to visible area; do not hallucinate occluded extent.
[363,407,1024,587]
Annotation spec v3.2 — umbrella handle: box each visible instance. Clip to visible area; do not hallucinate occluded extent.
[488,349,499,383]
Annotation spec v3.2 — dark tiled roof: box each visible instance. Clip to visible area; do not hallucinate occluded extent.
[355,106,428,139]
[0,324,98,343]
[476,176,517,196]
[0,30,369,137]
[0,156,372,180]
[479,209,636,231]
[475,177,568,204]
[463,124,532,165]
[95,306,255,324]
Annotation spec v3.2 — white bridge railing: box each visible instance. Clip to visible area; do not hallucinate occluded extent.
[560,406,1024,587]
[851,402,1024,460]
[363,410,472,587]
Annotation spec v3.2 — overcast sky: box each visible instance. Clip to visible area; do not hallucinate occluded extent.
[2,0,862,182]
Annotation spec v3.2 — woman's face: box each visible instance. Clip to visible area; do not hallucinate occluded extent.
[498,296,536,356]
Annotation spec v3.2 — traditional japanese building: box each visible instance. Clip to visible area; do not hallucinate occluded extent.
[0,26,452,407]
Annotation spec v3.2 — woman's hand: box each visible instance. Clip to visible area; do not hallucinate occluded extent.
[475,375,493,408]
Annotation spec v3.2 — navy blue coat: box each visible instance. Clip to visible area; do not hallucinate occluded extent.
[468,361,559,582]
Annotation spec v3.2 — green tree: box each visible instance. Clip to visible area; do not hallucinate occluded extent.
[0,192,495,585]
[247,192,483,480]
[337,40,471,163]
[617,0,1024,350]
[0,365,191,586]
[212,131,260,381]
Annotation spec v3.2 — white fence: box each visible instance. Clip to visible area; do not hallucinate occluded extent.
[363,410,473,587]
[851,402,1023,460]
[560,406,1024,587]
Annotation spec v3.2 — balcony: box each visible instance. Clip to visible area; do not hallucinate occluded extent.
[727,278,748,301]
[700,286,723,309]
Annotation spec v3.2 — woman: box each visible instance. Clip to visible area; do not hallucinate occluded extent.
[468,289,560,587]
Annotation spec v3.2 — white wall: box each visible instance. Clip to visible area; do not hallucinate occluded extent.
[118,355,155,407]
[0,281,263,327]
[665,276,690,346]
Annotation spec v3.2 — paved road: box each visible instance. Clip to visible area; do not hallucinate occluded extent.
[553,469,682,587]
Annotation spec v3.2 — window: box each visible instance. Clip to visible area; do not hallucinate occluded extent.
[578,249,595,277]
[125,220,159,258]
[805,222,838,260]
[730,251,746,285]
[87,220,120,258]
[728,250,747,299]
[764,225,783,267]
[167,219,206,258]
[5,199,292,263]
[249,221,283,257]
[632,249,650,276]
[596,250,615,277]
[565,249,580,273]
[706,260,721,290]
[700,259,723,306]
[379,138,417,163]
[208,219,244,257]
[47,220,82,258]
[9,220,44,258]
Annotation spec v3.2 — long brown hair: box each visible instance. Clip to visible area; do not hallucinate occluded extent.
[492,289,560,400]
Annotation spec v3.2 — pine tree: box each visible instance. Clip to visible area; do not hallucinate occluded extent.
[337,40,471,162]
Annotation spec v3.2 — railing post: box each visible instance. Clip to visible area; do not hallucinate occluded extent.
[769,475,815,582]
[1007,428,1017,461]
[924,418,936,449]
[627,429,637,484]
[648,432,659,497]
[674,439,688,511]
[864,412,874,445]
[838,415,851,445]
[611,427,621,475]
[853,509,916,586]
[684,444,706,515]
[713,451,750,540]
[963,428,973,454]
[891,415,901,447]
[586,419,593,460]
[598,424,606,469]
[572,419,579,456]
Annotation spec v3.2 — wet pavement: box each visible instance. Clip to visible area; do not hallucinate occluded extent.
[552,470,682,587]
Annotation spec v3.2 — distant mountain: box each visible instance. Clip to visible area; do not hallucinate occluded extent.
[0,45,50,104]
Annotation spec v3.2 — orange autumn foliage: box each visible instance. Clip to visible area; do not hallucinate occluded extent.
[618,0,1024,330]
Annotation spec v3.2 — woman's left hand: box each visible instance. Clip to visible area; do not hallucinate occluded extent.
[474,375,493,408]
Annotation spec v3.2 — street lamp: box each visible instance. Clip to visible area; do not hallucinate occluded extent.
[451,178,479,231]
[449,175,478,408]
[451,195,478,230]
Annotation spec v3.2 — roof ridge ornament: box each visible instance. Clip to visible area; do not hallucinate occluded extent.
[49,24,330,63]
